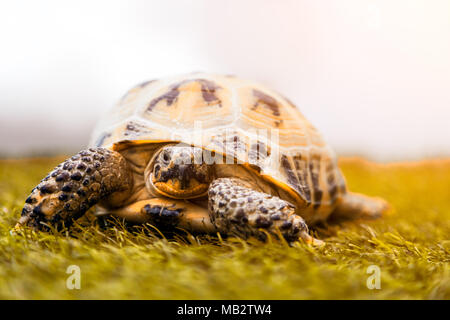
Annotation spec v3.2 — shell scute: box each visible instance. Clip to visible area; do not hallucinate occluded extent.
[143,78,234,130]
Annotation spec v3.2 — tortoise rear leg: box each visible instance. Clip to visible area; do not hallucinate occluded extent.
[329,192,390,222]
[99,198,217,233]
[208,178,322,244]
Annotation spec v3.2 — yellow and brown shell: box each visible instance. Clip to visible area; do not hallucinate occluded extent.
[90,73,346,220]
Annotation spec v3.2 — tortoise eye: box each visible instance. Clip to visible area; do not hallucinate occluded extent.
[162,151,170,162]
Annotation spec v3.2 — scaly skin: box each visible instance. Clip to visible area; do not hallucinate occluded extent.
[208,178,312,242]
[17,148,133,230]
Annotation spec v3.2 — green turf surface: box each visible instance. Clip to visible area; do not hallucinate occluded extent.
[0,156,448,299]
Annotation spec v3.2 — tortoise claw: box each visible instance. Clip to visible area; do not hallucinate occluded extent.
[298,231,325,246]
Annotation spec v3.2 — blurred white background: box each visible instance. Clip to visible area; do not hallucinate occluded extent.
[0,0,449,160]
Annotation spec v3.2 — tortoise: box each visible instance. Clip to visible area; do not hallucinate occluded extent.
[16,73,389,243]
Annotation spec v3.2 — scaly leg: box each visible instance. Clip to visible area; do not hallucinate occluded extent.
[208,178,321,244]
[16,148,133,231]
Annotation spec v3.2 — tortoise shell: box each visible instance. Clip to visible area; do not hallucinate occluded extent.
[90,73,346,221]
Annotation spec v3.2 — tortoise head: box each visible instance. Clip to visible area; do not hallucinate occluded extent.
[149,145,213,199]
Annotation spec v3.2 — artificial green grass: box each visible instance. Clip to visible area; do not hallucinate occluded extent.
[0,156,448,299]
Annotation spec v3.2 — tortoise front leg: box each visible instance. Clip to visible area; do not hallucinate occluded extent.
[16,148,133,231]
[100,198,217,233]
[208,178,321,244]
